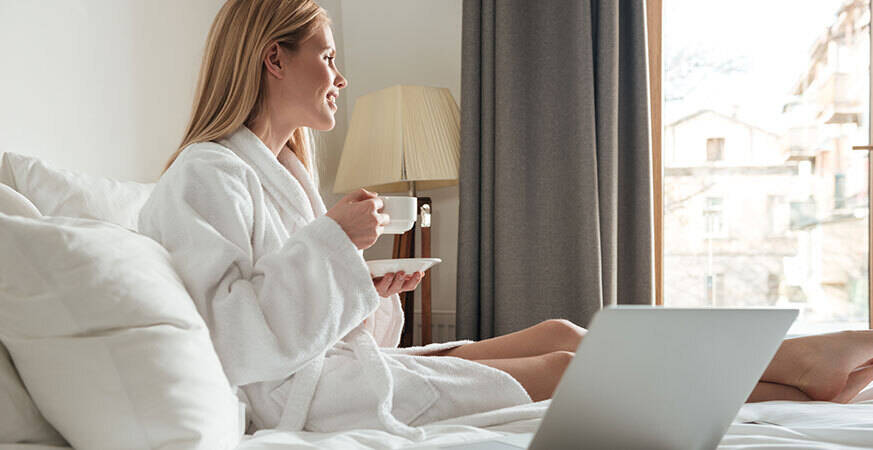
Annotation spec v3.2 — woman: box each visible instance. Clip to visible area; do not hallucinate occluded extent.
[139,0,873,438]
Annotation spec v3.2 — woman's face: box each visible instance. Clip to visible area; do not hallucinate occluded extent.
[270,24,347,131]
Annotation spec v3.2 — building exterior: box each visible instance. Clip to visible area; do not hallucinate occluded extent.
[664,110,803,307]
[663,0,870,331]
[782,0,869,328]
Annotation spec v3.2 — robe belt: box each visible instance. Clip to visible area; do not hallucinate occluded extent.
[349,329,428,441]
[277,356,324,431]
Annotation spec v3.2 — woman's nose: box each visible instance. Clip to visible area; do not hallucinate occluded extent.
[335,70,347,89]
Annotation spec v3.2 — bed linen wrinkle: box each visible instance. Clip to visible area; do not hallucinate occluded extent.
[242,398,873,449]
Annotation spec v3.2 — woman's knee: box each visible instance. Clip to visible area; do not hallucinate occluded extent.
[539,319,587,351]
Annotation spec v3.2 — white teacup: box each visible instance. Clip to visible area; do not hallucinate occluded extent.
[380,196,417,234]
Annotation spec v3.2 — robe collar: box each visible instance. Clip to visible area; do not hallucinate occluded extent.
[219,126,326,222]
[278,144,327,217]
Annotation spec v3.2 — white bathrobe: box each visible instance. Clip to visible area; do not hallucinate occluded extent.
[138,126,530,439]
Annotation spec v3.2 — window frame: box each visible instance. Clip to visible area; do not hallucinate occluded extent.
[647,0,663,306]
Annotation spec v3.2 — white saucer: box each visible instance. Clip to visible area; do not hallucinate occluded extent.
[366,258,442,278]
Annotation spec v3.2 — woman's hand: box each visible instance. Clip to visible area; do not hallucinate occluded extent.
[373,271,423,298]
[326,188,389,250]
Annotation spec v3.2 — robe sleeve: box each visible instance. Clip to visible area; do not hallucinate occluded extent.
[361,294,404,348]
[138,146,381,386]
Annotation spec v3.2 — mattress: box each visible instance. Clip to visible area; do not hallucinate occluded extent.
[3,398,872,449]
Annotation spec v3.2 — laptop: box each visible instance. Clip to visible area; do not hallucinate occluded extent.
[425,306,798,450]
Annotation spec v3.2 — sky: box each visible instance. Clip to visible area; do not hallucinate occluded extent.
[663,0,854,131]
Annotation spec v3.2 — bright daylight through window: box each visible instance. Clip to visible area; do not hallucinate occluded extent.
[663,0,871,334]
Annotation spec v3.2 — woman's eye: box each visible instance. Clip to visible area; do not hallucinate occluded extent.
[325,56,334,62]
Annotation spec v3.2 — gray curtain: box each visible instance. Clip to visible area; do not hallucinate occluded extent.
[456,0,653,340]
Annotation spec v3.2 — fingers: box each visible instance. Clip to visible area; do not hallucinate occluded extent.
[387,271,406,294]
[400,271,424,292]
[363,197,388,239]
[374,271,425,297]
[345,188,378,203]
[374,273,394,297]
[364,198,387,225]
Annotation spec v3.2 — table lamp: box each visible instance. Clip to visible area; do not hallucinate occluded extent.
[333,85,460,346]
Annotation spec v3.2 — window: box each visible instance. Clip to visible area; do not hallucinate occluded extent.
[660,0,871,334]
[835,173,846,210]
[704,197,724,236]
[789,200,817,229]
[706,138,724,161]
[704,273,725,305]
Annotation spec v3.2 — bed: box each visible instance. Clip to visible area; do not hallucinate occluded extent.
[1,152,872,450]
[1,397,873,449]
[244,396,873,449]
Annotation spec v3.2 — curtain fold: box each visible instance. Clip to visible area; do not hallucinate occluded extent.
[457,0,653,340]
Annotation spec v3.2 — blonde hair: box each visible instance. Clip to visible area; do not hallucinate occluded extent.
[163,0,331,174]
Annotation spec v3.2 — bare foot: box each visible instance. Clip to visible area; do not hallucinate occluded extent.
[831,365,873,404]
[763,331,873,401]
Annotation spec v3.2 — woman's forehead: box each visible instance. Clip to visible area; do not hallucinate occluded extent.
[303,24,335,51]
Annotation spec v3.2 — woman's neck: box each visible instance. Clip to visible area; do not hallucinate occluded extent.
[246,112,297,158]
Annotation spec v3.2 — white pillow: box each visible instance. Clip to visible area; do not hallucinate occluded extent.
[0,213,242,450]
[0,152,154,231]
[0,183,66,445]
[0,184,42,219]
[0,345,66,446]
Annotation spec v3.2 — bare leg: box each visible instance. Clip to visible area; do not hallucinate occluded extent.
[426,322,873,404]
[418,320,582,402]
[761,330,873,401]
[426,319,586,359]
[747,382,811,402]
[472,351,574,402]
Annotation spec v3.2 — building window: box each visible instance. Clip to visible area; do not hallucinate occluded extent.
[705,273,726,305]
[704,197,724,236]
[790,199,817,229]
[834,173,846,209]
[706,137,725,161]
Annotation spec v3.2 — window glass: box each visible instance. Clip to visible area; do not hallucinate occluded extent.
[664,0,870,334]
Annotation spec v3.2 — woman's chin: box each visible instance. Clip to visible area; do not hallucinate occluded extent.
[310,116,336,131]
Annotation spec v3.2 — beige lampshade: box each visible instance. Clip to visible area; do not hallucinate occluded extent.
[333,85,460,194]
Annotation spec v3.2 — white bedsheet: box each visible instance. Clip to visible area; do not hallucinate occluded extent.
[3,398,872,449]
[232,398,873,450]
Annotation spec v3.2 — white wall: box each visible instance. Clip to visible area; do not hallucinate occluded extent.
[0,0,224,182]
[0,0,464,328]
[317,0,463,320]
[664,112,782,167]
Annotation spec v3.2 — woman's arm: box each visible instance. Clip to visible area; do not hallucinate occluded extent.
[139,146,380,386]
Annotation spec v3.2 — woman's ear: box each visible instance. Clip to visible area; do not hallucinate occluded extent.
[263,42,284,79]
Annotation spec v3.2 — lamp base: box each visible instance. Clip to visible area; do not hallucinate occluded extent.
[392,196,432,347]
